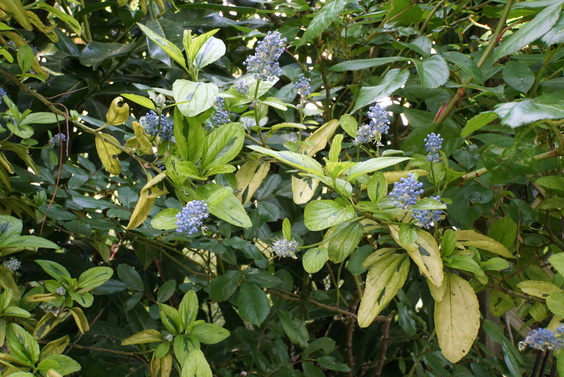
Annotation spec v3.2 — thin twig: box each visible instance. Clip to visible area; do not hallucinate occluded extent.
[373,316,392,377]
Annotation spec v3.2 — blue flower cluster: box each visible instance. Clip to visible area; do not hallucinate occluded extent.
[295,76,311,98]
[56,287,66,296]
[176,200,209,235]
[412,196,443,228]
[0,88,6,100]
[7,41,17,50]
[50,133,66,147]
[390,174,424,209]
[3,257,20,272]
[234,80,249,96]
[523,327,564,350]
[244,31,287,82]
[272,238,299,258]
[367,104,390,135]
[354,104,390,145]
[206,97,229,131]
[141,111,173,141]
[425,132,443,162]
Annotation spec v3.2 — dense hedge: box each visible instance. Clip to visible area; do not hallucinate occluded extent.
[1,0,564,376]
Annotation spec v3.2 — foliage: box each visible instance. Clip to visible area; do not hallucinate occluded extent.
[0,0,564,376]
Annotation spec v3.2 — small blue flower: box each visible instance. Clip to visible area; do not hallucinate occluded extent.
[367,104,390,135]
[354,124,375,145]
[272,239,299,258]
[50,133,66,147]
[3,257,21,272]
[176,200,209,235]
[523,327,564,350]
[0,88,6,100]
[390,174,424,209]
[141,111,173,140]
[206,97,229,131]
[234,80,249,96]
[412,196,443,228]
[7,41,17,51]
[425,132,443,162]
[295,76,311,98]
[244,31,287,82]
[56,287,66,296]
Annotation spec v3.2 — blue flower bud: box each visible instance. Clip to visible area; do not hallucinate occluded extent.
[424,132,443,162]
[389,174,424,209]
[272,239,299,258]
[243,31,287,82]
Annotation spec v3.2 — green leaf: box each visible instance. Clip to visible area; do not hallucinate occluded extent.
[190,323,230,344]
[120,93,156,110]
[339,114,358,138]
[536,176,564,192]
[390,226,444,287]
[502,61,535,93]
[2,235,58,251]
[493,3,562,61]
[7,323,40,365]
[481,257,510,271]
[248,146,324,176]
[398,224,417,245]
[42,355,81,375]
[279,310,308,347]
[550,253,564,276]
[325,221,363,263]
[331,57,410,72]
[181,349,212,377]
[303,247,328,273]
[445,254,487,284]
[352,69,410,113]
[157,280,177,303]
[173,80,218,117]
[303,337,336,358]
[295,0,349,47]
[117,264,144,291]
[358,253,409,327]
[434,273,480,363]
[414,55,449,88]
[95,134,122,175]
[237,282,270,326]
[77,267,113,291]
[36,260,71,283]
[0,215,22,243]
[489,216,518,249]
[122,329,163,345]
[23,112,66,125]
[455,230,515,258]
[79,41,134,69]
[548,292,564,317]
[198,184,252,228]
[260,97,288,111]
[316,355,351,372]
[210,271,240,302]
[179,290,198,330]
[202,123,245,169]
[517,280,562,298]
[304,200,355,231]
[152,208,180,230]
[460,112,498,137]
[443,51,483,83]
[542,13,564,44]
[495,96,564,128]
[346,157,410,181]
[194,37,226,69]
[159,304,182,335]
[137,23,186,69]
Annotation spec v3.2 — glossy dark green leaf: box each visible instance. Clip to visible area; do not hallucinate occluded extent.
[237,282,269,326]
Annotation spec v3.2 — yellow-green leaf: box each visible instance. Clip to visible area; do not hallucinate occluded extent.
[67,307,89,333]
[358,253,409,327]
[435,273,480,363]
[517,280,563,298]
[106,96,130,125]
[299,119,340,156]
[390,226,444,287]
[95,134,122,175]
[122,329,163,346]
[455,230,515,259]
[235,161,270,205]
[291,176,319,205]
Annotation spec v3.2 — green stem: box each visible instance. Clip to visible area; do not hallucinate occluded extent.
[252,80,267,146]
[79,0,92,42]
[434,0,514,124]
